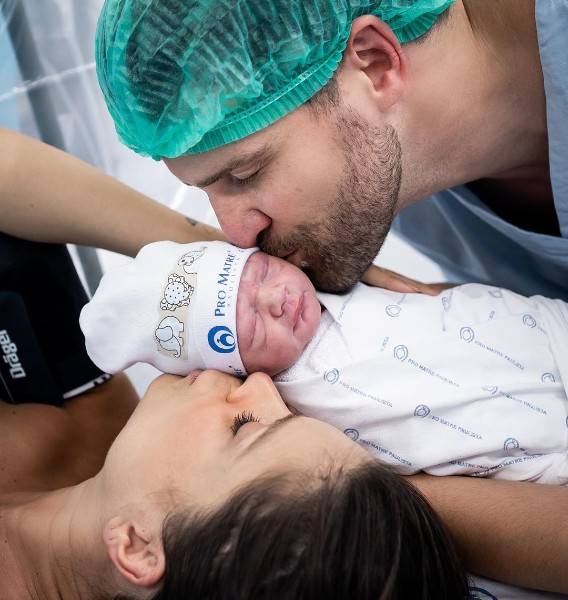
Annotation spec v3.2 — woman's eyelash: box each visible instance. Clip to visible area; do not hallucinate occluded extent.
[231,411,260,435]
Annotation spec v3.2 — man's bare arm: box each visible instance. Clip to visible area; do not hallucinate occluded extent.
[0,128,225,256]
[410,474,568,594]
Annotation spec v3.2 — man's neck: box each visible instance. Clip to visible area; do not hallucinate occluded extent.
[398,0,548,208]
[0,479,107,600]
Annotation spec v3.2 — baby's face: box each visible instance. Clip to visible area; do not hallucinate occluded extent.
[237,252,321,375]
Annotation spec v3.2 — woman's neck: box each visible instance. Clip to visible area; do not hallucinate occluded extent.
[0,478,108,600]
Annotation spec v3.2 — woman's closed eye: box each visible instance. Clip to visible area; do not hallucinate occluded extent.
[231,411,260,436]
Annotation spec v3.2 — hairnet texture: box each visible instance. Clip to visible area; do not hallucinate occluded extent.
[96,0,455,158]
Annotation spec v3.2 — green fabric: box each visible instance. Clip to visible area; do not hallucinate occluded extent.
[96,0,455,159]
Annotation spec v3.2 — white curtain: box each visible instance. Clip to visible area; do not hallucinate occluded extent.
[0,0,212,221]
[0,0,214,392]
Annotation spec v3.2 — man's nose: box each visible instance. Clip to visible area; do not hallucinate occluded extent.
[212,199,271,248]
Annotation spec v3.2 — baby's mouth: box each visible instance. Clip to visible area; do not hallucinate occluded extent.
[290,292,305,331]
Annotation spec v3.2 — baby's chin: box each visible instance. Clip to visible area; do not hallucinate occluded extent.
[237,326,303,376]
[241,347,301,377]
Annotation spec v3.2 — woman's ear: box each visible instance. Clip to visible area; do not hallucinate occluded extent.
[104,514,166,589]
[342,15,407,110]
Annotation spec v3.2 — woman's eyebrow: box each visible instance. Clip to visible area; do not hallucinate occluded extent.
[192,145,274,188]
[243,413,299,455]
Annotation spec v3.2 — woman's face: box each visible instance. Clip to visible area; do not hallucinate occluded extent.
[103,370,365,507]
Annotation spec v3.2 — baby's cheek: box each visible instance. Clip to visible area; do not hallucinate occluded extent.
[262,329,303,375]
[236,304,256,368]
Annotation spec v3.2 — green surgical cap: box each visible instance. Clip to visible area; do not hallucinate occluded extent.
[96,0,454,159]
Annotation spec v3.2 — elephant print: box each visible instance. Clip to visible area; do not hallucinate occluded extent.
[155,316,184,358]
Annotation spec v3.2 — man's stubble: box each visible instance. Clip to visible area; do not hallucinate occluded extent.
[259,110,402,293]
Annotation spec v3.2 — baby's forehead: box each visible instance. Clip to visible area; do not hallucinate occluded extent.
[256,251,304,273]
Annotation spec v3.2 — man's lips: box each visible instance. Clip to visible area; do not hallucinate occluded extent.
[284,249,308,270]
[277,248,296,259]
[273,247,309,269]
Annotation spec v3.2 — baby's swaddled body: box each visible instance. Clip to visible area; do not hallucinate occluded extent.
[82,240,568,484]
[276,283,568,484]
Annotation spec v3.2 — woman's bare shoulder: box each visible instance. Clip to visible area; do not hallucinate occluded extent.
[0,373,138,493]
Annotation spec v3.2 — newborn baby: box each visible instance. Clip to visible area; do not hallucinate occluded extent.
[81,241,321,379]
[81,241,568,485]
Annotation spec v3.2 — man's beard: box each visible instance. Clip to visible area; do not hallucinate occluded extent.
[259,112,402,293]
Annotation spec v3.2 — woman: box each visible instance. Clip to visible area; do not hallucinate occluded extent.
[0,129,566,598]
[1,369,467,599]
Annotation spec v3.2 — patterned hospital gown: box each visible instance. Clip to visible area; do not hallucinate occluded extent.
[275,283,568,599]
[276,283,568,483]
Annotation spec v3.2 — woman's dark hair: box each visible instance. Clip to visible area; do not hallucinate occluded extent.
[149,461,469,600]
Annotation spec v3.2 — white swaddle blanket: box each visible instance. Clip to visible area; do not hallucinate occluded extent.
[275,283,568,485]
[275,282,568,600]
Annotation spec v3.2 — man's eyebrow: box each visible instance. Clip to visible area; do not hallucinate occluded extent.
[191,145,274,189]
[243,413,299,455]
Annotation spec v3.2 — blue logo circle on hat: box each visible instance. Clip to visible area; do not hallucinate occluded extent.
[208,326,236,353]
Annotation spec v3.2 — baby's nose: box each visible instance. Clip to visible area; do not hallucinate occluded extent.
[259,285,285,318]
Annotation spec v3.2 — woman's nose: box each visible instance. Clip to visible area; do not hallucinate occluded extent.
[227,372,289,414]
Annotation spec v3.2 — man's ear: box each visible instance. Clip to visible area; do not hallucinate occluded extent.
[104,515,166,588]
[342,15,407,110]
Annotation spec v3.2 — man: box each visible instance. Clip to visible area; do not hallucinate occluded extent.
[97,0,566,298]
[95,0,568,594]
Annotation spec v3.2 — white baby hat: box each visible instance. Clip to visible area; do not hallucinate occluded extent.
[80,241,258,377]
